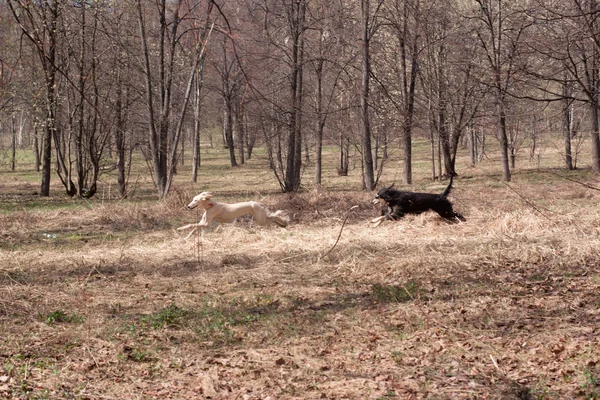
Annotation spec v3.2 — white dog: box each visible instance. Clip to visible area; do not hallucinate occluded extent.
[177,192,288,237]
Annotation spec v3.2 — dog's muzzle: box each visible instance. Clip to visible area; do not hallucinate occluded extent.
[371,196,386,205]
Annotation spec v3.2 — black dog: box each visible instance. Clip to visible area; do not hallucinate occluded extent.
[370,176,465,226]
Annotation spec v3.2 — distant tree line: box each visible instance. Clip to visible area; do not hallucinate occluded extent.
[0,0,599,198]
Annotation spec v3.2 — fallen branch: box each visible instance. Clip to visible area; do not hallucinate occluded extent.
[319,205,358,260]
[548,171,600,192]
[498,180,552,220]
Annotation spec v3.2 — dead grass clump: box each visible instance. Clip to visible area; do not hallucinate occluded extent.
[0,209,44,235]
[274,189,374,223]
[219,253,260,269]
[80,202,180,232]
[491,208,554,235]
[563,189,595,200]
[160,259,223,277]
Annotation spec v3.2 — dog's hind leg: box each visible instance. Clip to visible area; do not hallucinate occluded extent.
[251,204,269,225]
[268,210,288,227]
[434,202,465,222]
[253,202,288,227]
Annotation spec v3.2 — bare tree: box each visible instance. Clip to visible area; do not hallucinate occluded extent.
[283,0,307,192]
[421,3,483,177]
[63,2,111,198]
[562,80,575,170]
[529,0,600,173]
[211,34,241,167]
[359,0,377,190]
[376,0,421,185]
[310,39,346,186]
[189,2,214,183]
[473,0,531,182]
[136,0,213,198]
[7,0,62,196]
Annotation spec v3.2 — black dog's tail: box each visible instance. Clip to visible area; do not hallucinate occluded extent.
[440,174,455,197]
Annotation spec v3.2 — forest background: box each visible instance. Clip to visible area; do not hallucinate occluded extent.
[1,0,600,197]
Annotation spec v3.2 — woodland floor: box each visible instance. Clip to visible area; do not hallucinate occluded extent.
[1,167,600,399]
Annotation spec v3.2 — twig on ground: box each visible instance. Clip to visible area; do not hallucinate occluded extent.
[548,171,600,191]
[497,180,553,220]
[319,205,358,260]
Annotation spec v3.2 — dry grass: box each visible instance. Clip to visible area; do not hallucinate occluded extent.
[2,147,600,399]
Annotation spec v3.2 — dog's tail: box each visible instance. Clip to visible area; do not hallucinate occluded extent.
[268,210,289,227]
[440,174,455,197]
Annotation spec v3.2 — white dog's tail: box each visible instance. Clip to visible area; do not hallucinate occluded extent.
[268,210,288,227]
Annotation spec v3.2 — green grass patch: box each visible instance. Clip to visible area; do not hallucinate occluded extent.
[40,310,84,326]
[114,297,283,347]
[371,282,419,303]
[142,304,188,329]
[580,369,600,399]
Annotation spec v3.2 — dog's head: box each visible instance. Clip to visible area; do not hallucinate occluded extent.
[372,185,395,205]
[187,192,213,209]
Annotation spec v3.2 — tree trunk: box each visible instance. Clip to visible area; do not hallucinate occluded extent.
[293,28,305,188]
[284,0,306,192]
[338,135,349,176]
[591,0,600,173]
[137,0,164,198]
[563,92,574,170]
[469,126,477,167]
[11,115,16,171]
[315,59,324,185]
[115,75,128,198]
[34,124,40,173]
[498,103,512,181]
[190,5,214,183]
[224,96,237,167]
[192,69,202,182]
[437,135,442,180]
[315,54,325,185]
[246,116,255,159]
[430,125,436,180]
[236,101,245,165]
[360,0,375,190]
[591,100,600,173]
[399,0,419,185]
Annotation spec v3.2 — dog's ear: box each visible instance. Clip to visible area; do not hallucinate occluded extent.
[388,183,395,190]
[201,192,212,201]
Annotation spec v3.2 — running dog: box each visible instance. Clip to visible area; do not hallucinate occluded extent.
[177,192,288,237]
[370,176,465,227]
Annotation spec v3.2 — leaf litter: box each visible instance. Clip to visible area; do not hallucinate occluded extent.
[1,184,600,399]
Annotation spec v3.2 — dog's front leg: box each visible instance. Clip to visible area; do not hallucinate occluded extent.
[177,211,210,232]
[388,206,405,221]
[200,210,216,227]
[371,204,393,227]
[177,223,198,231]
[183,227,198,239]
[178,220,208,239]
[369,216,386,227]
